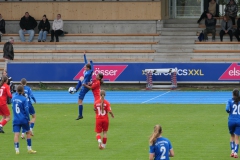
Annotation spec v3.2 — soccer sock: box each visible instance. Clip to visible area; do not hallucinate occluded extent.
[96,135,101,143]
[102,138,107,148]
[103,138,107,144]
[235,144,239,154]
[27,139,32,150]
[30,123,35,130]
[79,105,83,116]
[0,119,7,126]
[14,142,19,152]
[231,141,235,152]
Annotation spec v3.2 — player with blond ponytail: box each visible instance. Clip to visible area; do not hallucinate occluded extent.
[149,124,174,160]
[94,90,114,149]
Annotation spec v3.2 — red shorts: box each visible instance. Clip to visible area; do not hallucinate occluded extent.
[0,104,10,116]
[95,118,109,133]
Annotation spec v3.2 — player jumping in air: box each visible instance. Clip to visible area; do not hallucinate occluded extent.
[20,78,36,139]
[94,90,114,149]
[12,85,36,154]
[149,124,174,160]
[75,54,93,120]
[83,72,103,102]
[226,89,240,158]
[0,76,12,133]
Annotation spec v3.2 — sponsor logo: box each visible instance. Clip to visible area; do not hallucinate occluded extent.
[219,63,240,80]
[74,65,128,81]
[142,69,204,76]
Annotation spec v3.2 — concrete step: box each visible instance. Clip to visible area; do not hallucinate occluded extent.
[164,24,199,28]
[1,36,156,42]
[160,31,198,36]
[164,18,198,24]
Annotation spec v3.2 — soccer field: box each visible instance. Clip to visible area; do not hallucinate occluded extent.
[0,103,233,160]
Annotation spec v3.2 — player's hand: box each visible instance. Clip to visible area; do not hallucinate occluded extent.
[111,115,114,118]
[79,76,84,81]
[93,108,97,112]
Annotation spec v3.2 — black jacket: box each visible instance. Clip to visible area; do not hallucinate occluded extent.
[237,18,240,30]
[38,19,50,32]
[204,1,219,17]
[205,17,216,30]
[3,42,14,60]
[20,16,37,30]
[0,19,5,33]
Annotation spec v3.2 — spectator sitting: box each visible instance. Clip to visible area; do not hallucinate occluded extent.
[235,17,240,42]
[0,14,6,42]
[3,37,14,60]
[220,15,233,42]
[50,14,63,42]
[38,15,50,42]
[225,0,238,25]
[204,12,216,42]
[197,0,219,23]
[19,12,37,42]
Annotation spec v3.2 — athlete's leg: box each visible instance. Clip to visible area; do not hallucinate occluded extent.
[234,135,239,158]
[76,99,83,120]
[30,114,36,135]
[25,123,36,154]
[14,132,20,154]
[102,131,108,148]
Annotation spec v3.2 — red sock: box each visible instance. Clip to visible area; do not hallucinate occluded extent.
[96,135,101,141]
[0,119,7,127]
[103,138,107,144]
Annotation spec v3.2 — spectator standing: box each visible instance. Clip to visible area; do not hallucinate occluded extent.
[204,12,216,41]
[50,14,63,42]
[38,15,50,42]
[197,0,219,23]
[225,0,238,25]
[235,17,240,41]
[0,14,6,42]
[19,12,37,42]
[220,15,233,42]
[3,37,14,60]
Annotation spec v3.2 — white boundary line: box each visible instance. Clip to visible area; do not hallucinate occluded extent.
[141,91,171,104]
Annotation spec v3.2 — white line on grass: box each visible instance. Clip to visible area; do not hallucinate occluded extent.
[141,91,171,104]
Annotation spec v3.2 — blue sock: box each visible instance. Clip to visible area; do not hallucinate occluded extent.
[30,123,35,129]
[231,141,235,151]
[235,144,239,154]
[14,142,19,148]
[27,139,31,147]
[79,105,83,117]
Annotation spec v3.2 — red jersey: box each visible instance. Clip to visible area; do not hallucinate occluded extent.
[0,83,12,106]
[94,99,111,120]
[91,79,101,101]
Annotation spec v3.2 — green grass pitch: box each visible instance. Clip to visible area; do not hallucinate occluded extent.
[0,103,234,160]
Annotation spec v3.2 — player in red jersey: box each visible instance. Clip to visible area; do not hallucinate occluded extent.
[0,76,12,133]
[94,90,114,149]
[83,73,103,102]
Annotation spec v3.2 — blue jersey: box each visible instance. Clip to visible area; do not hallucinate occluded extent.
[12,93,30,125]
[23,85,36,104]
[226,98,240,120]
[76,54,94,91]
[149,137,173,160]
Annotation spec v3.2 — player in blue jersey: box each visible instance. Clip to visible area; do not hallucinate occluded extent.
[149,124,174,160]
[226,89,240,158]
[20,78,36,139]
[12,85,36,154]
[75,54,93,120]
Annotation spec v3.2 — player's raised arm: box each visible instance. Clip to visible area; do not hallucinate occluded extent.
[84,53,88,65]
[29,88,36,103]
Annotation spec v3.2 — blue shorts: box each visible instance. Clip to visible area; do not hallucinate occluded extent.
[78,87,89,100]
[28,103,35,115]
[228,120,240,135]
[13,123,30,133]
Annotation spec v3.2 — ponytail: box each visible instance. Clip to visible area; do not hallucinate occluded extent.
[100,90,106,114]
[149,124,162,145]
[233,89,240,104]
[0,76,8,87]
[98,73,104,85]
